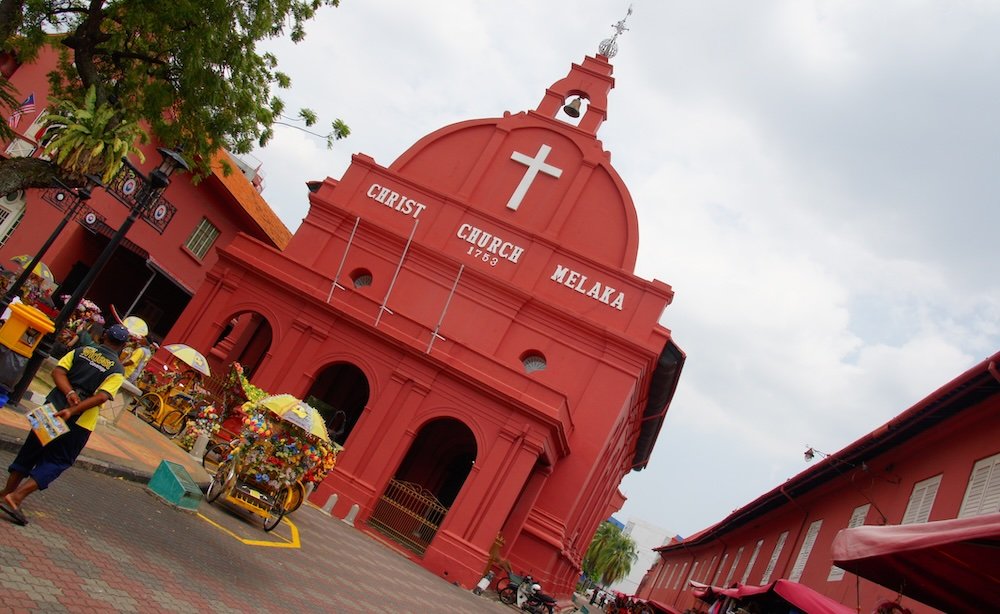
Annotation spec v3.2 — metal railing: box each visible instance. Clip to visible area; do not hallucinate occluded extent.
[367,479,447,556]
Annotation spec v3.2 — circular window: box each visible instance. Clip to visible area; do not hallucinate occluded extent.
[521,351,547,374]
[350,268,373,288]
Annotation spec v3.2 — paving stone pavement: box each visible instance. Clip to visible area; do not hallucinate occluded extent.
[0,368,555,613]
[0,448,517,613]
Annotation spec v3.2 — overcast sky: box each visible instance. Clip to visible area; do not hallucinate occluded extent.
[249,1,1000,539]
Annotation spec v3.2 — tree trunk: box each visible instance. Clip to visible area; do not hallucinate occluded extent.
[0,156,61,195]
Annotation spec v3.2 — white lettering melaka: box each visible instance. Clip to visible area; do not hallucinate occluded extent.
[366,183,427,219]
[550,264,625,311]
[457,223,525,265]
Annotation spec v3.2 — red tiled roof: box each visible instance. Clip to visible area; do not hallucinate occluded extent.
[209,150,291,250]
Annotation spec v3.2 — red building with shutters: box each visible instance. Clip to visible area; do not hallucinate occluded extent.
[1,46,291,340]
[166,50,685,593]
[636,352,1000,614]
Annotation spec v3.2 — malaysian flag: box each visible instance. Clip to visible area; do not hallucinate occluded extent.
[7,93,36,129]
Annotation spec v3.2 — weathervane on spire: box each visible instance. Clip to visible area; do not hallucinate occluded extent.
[598,4,633,59]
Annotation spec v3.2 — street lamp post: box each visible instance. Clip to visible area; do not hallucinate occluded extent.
[8,148,189,404]
[0,178,94,314]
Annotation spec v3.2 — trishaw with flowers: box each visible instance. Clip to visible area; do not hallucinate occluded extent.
[132,344,215,435]
[205,394,339,531]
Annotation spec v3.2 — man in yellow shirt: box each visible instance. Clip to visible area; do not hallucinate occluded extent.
[121,337,154,382]
[0,323,128,526]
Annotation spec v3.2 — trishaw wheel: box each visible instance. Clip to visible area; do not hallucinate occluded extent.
[202,442,229,472]
[283,481,307,513]
[206,461,236,503]
[134,393,163,423]
[263,503,285,532]
[205,473,224,502]
[159,410,186,436]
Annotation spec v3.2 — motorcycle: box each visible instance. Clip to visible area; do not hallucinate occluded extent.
[498,575,555,614]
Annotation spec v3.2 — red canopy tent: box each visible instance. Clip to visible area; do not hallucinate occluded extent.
[831,512,1000,613]
[646,599,683,614]
[689,579,854,614]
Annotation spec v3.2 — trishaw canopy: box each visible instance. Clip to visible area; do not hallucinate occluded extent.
[257,394,330,442]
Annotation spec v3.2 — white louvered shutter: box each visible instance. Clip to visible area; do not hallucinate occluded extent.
[741,539,764,584]
[789,520,823,582]
[723,546,744,586]
[902,475,942,524]
[958,453,1000,518]
[761,531,789,584]
[712,553,729,585]
[828,504,871,581]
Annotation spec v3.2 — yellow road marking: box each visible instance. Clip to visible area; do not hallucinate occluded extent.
[196,512,300,549]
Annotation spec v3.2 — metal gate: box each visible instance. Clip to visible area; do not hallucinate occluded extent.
[368,479,447,556]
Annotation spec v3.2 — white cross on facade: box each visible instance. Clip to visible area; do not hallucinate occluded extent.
[506,144,563,211]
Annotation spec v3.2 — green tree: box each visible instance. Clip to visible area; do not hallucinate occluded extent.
[582,521,639,589]
[0,0,349,194]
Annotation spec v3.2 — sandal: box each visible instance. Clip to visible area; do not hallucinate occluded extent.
[0,502,28,526]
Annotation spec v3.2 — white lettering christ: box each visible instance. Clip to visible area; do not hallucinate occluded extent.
[506,144,563,211]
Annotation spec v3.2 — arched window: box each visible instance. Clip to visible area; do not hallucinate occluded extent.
[0,190,27,246]
[521,351,547,374]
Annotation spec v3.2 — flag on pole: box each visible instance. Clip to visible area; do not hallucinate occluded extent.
[7,93,36,129]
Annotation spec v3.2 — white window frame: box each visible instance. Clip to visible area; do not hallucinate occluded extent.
[0,190,27,246]
[4,112,47,158]
[185,217,221,259]
[828,504,871,581]
[789,519,823,582]
[958,453,1000,518]
[902,474,942,524]
[761,531,789,584]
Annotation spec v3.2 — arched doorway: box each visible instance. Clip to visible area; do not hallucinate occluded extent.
[207,310,273,379]
[303,362,369,445]
[368,418,477,556]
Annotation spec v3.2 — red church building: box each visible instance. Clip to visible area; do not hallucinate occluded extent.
[636,351,1000,614]
[166,49,685,593]
[1,46,291,340]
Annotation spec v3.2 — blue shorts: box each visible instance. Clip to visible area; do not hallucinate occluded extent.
[8,421,91,490]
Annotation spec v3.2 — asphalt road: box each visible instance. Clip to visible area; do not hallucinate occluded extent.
[0,450,513,613]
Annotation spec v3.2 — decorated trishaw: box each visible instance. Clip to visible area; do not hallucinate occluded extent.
[132,343,213,435]
[205,393,340,531]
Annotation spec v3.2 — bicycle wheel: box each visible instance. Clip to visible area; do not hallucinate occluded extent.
[206,460,236,503]
[283,481,307,513]
[263,499,286,532]
[159,410,187,436]
[499,586,517,605]
[202,442,230,472]
[134,393,163,423]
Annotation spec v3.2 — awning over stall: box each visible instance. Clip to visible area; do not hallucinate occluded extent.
[831,512,1000,613]
[690,579,854,614]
